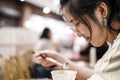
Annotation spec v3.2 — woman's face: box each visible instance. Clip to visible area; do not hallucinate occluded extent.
[62,6,107,47]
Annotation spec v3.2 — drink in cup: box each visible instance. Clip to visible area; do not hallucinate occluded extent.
[51,70,77,80]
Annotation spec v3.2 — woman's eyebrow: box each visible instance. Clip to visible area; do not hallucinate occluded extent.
[69,19,74,23]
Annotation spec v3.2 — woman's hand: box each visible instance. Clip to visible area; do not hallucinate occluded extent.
[33,50,68,67]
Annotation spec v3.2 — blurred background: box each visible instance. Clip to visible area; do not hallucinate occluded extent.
[0,0,108,80]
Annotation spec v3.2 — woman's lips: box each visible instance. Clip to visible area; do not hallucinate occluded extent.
[83,36,90,42]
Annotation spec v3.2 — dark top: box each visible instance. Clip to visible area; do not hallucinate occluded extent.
[80,43,108,60]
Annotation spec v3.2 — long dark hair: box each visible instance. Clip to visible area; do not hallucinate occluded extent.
[65,0,120,38]
[40,27,51,39]
[60,0,70,9]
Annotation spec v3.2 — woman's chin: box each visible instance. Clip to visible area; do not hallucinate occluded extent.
[91,42,104,47]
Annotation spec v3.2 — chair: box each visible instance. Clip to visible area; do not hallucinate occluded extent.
[1,56,20,80]
[1,49,33,80]
[17,49,32,79]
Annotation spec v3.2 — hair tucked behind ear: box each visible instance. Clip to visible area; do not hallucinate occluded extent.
[68,0,120,34]
[60,0,69,11]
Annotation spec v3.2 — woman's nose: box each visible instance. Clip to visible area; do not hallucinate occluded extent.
[76,30,83,37]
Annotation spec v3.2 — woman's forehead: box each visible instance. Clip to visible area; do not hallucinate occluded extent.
[62,5,89,23]
[63,15,76,24]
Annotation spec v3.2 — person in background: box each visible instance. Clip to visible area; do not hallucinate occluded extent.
[34,0,120,80]
[31,27,59,79]
[34,27,59,52]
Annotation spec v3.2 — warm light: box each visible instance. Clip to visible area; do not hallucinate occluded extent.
[43,7,51,14]
[20,0,25,2]
[53,0,60,5]
[24,21,33,29]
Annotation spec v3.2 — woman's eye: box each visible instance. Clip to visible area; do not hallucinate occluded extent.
[75,22,80,27]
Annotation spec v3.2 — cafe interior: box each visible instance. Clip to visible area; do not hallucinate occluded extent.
[0,0,109,80]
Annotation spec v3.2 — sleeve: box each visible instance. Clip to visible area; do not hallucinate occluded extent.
[87,73,106,80]
[88,44,120,80]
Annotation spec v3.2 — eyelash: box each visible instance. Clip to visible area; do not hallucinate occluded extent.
[75,22,80,27]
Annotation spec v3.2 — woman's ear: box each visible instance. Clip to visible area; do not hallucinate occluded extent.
[96,2,108,18]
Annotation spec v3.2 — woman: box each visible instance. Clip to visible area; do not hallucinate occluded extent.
[34,0,120,80]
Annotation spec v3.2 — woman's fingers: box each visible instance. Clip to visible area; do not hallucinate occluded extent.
[35,57,55,67]
[33,50,56,66]
[34,52,41,58]
[34,57,44,64]
[38,50,57,56]
[33,50,63,67]
[34,50,50,58]
[42,60,55,66]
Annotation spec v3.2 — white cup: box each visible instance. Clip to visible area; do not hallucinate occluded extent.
[51,70,77,80]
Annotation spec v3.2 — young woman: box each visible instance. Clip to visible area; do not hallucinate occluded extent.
[34,0,120,80]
